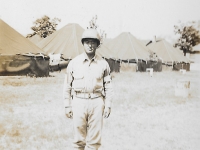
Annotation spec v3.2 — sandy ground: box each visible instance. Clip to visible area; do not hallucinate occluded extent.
[0,66,200,150]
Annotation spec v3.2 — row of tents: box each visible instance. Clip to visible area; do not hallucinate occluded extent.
[0,19,190,77]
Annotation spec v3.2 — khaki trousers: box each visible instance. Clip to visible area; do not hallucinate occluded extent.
[72,96,105,150]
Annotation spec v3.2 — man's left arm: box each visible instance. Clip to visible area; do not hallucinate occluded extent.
[103,62,113,118]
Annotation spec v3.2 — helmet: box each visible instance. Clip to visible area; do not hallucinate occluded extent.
[81,28,101,46]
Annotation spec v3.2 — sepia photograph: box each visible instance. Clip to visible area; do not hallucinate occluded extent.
[0,0,200,149]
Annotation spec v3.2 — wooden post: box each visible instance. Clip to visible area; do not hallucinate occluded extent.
[146,68,153,77]
[175,80,190,97]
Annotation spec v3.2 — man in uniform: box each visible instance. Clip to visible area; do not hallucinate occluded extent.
[63,28,113,150]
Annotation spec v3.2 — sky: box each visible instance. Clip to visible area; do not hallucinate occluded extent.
[0,0,200,43]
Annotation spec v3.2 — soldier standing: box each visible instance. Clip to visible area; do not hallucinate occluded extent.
[63,28,113,150]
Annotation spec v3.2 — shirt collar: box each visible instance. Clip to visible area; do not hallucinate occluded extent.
[82,52,98,62]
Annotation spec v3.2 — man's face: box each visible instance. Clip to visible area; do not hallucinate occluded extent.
[83,39,98,55]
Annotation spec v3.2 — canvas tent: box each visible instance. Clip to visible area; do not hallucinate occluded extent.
[97,44,113,59]
[0,19,49,77]
[97,44,120,72]
[147,40,190,71]
[192,44,200,52]
[141,40,152,46]
[35,23,85,71]
[100,32,162,72]
[190,44,200,63]
[28,34,43,44]
[36,23,84,59]
[104,32,151,60]
[0,19,45,55]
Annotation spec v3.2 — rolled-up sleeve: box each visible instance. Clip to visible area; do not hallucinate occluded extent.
[63,61,73,107]
[103,62,113,108]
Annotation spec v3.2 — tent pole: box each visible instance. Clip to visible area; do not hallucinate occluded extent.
[136,59,138,71]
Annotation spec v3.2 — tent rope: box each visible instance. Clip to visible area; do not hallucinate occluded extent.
[73,25,79,58]
[163,41,173,63]
[128,33,138,61]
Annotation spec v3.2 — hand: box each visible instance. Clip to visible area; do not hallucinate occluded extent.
[65,107,73,119]
[104,107,111,118]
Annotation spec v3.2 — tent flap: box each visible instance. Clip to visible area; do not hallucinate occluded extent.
[0,55,49,77]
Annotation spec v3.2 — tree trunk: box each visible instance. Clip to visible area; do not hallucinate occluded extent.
[183,49,186,56]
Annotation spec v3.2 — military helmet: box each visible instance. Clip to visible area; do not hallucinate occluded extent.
[81,28,101,46]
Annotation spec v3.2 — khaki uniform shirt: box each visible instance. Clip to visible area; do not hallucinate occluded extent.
[63,52,113,108]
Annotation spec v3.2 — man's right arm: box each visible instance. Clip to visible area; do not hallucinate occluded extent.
[63,62,73,108]
[63,62,74,118]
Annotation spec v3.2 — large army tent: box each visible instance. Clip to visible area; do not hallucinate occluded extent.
[36,23,84,59]
[147,40,190,71]
[101,32,162,72]
[192,44,200,52]
[147,39,189,63]
[97,44,113,58]
[0,19,45,55]
[96,44,120,72]
[0,19,49,77]
[28,35,43,44]
[35,23,85,71]
[190,44,200,63]
[104,32,150,60]
[141,40,152,46]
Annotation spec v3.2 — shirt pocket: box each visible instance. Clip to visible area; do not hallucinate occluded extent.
[72,70,85,91]
[73,67,84,79]
[73,72,84,80]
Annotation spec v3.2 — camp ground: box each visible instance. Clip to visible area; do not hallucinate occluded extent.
[17,19,192,75]
[0,19,49,77]
[0,18,196,77]
[1,0,200,149]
